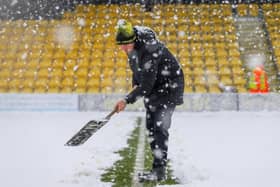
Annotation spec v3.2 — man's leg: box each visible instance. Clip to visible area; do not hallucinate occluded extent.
[145,105,175,180]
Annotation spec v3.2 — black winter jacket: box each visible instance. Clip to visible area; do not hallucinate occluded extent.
[124,26,184,108]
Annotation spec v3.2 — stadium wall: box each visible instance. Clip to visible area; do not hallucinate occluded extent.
[0,94,279,112]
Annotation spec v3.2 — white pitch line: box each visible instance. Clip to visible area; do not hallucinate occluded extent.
[132,117,146,187]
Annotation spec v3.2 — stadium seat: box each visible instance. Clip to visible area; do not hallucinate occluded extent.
[34,78,48,93]
[61,77,74,92]
[0,3,248,94]
[48,78,61,93]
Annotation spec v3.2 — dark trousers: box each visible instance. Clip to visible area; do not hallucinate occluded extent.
[145,104,175,169]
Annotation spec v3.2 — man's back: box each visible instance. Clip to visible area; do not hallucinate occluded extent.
[127,26,184,106]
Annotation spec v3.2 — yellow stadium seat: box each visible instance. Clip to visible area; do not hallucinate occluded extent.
[88,68,101,78]
[179,57,191,68]
[11,69,25,79]
[52,59,64,68]
[102,57,115,68]
[237,4,248,16]
[204,49,215,57]
[74,78,87,92]
[237,86,247,93]
[0,60,12,69]
[50,68,63,78]
[101,77,113,88]
[48,79,60,93]
[76,58,90,68]
[41,48,53,57]
[216,49,228,57]
[195,85,208,93]
[34,78,48,93]
[13,60,27,69]
[205,67,218,76]
[194,76,207,87]
[66,50,79,59]
[208,85,221,93]
[220,76,233,85]
[24,70,36,79]
[192,50,203,57]
[87,78,100,88]
[213,26,224,33]
[75,86,86,93]
[0,80,8,90]
[184,85,193,93]
[63,69,75,77]
[215,42,226,49]
[114,79,128,93]
[217,57,230,68]
[229,57,242,67]
[0,4,246,94]
[219,66,232,76]
[64,59,76,69]
[37,68,50,78]
[8,79,22,92]
[53,50,66,59]
[183,66,192,76]
[205,57,216,67]
[192,57,204,68]
[26,59,40,69]
[229,49,240,57]
[102,68,114,77]
[193,67,204,76]
[232,66,244,75]
[47,87,60,93]
[61,77,74,89]
[178,49,190,58]
[184,74,193,86]
[203,42,214,49]
[76,67,88,78]
[87,86,99,93]
[79,49,91,59]
[233,76,246,86]
[22,78,34,92]
[115,60,127,68]
[115,68,127,78]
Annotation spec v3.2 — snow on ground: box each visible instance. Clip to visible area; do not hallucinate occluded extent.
[0,111,279,187]
[0,112,141,187]
[168,112,280,187]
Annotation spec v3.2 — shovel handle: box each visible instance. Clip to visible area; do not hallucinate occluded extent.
[105,108,117,120]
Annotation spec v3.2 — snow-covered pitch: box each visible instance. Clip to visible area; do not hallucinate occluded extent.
[0,111,279,187]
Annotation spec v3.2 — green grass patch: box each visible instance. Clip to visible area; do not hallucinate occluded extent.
[101,118,141,187]
[143,135,180,186]
[101,117,179,187]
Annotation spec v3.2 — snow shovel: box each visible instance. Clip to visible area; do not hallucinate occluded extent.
[65,109,117,146]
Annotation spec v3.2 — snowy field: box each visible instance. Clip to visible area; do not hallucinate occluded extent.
[0,111,279,187]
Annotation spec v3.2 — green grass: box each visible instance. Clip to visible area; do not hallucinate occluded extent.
[101,117,179,187]
[143,135,180,186]
[101,120,140,187]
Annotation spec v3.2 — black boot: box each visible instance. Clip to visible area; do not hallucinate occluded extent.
[138,166,166,182]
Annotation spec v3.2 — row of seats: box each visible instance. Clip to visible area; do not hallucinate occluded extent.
[236,4,259,17]
[0,4,249,93]
[262,4,280,71]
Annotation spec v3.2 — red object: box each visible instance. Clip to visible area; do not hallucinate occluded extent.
[249,66,269,93]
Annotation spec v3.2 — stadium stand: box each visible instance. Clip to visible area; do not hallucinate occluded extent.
[0,1,279,93]
[263,3,280,72]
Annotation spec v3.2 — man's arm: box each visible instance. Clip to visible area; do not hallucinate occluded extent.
[124,54,159,104]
